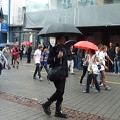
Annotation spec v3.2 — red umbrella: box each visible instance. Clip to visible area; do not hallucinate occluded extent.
[22,41,32,46]
[13,44,18,47]
[74,41,98,51]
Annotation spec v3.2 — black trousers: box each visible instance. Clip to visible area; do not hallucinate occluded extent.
[80,65,87,83]
[27,53,31,63]
[33,63,41,78]
[49,77,66,107]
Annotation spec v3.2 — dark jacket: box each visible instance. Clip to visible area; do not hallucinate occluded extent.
[47,45,68,78]
[67,49,74,60]
[115,51,120,61]
[107,47,115,60]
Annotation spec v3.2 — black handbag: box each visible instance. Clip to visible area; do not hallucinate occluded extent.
[47,66,62,81]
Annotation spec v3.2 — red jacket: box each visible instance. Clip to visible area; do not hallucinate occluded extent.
[11,47,19,58]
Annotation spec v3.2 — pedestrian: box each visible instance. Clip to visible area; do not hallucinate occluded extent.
[77,49,84,70]
[33,44,43,80]
[79,50,89,85]
[2,45,11,70]
[19,45,24,60]
[73,48,78,68]
[113,47,120,74]
[99,45,113,90]
[40,48,49,73]
[11,45,19,68]
[42,35,68,118]
[47,41,52,52]
[26,44,32,63]
[107,42,115,72]
[96,44,113,86]
[83,49,100,93]
[67,45,75,75]
[0,51,8,75]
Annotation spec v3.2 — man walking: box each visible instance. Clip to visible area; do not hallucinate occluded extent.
[42,36,68,118]
[33,44,43,80]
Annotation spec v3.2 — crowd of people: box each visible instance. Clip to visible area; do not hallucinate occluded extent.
[0,38,120,118]
[32,37,119,118]
[0,43,33,74]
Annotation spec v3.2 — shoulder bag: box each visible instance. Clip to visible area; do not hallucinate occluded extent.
[47,66,62,81]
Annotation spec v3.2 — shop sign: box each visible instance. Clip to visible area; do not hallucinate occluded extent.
[23,28,32,31]
[1,23,8,32]
[77,0,94,2]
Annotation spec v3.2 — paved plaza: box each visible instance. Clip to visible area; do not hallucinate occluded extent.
[0,59,120,120]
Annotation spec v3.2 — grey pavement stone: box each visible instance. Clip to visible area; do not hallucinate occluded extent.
[0,59,120,119]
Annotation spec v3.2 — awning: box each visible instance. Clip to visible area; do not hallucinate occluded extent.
[24,3,120,29]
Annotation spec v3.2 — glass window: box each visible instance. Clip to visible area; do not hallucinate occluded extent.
[25,0,120,12]
[26,0,49,12]
[78,0,96,7]
[57,0,72,9]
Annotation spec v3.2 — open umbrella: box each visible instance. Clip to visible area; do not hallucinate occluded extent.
[6,42,15,46]
[38,23,82,37]
[22,41,32,46]
[0,43,6,47]
[74,41,98,51]
[65,40,76,49]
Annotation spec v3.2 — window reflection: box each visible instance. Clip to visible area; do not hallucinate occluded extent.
[25,0,120,12]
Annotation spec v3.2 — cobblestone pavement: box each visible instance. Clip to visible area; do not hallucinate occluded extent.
[0,59,120,120]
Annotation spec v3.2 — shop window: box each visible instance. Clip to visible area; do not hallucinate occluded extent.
[57,0,73,9]
[77,0,96,7]
[2,33,7,43]
[104,0,113,4]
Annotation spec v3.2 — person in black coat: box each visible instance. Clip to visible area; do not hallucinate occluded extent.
[42,35,68,118]
[26,45,32,63]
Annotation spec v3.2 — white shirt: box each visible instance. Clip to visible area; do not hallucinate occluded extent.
[87,54,96,71]
[98,51,107,71]
[34,49,42,64]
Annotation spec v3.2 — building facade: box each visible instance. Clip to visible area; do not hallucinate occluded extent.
[24,0,120,46]
[0,0,8,44]
[2,0,120,47]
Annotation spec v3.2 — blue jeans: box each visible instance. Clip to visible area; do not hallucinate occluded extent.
[114,60,120,73]
[77,57,82,70]
[86,73,100,92]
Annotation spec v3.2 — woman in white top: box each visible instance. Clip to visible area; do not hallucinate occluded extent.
[99,45,112,90]
[83,49,100,93]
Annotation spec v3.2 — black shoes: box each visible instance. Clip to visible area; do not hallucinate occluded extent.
[55,111,67,118]
[42,103,51,116]
[42,100,67,118]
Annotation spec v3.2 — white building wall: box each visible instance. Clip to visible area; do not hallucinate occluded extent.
[10,0,25,25]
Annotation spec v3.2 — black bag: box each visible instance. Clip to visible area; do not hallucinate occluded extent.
[47,66,62,81]
[97,64,101,70]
